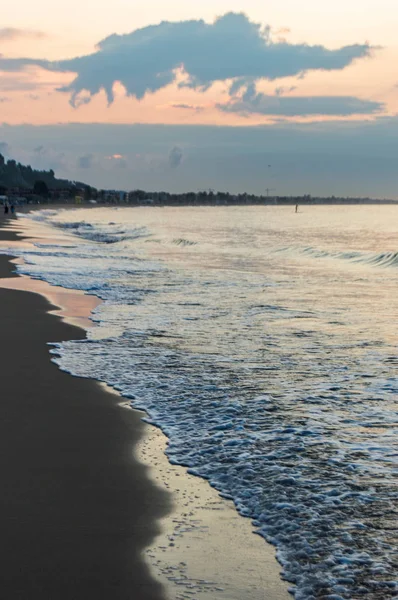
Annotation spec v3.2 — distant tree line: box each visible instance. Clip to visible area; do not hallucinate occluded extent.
[0,153,395,205]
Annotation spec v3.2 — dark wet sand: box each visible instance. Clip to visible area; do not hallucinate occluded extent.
[0,220,171,599]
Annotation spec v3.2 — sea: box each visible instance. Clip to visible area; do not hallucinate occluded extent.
[4,205,398,599]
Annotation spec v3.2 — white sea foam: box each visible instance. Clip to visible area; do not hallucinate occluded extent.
[2,206,397,599]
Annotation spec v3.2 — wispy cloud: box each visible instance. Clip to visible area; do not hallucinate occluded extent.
[275,86,297,97]
[0,28,47,42]
[168,146,183,168]
[0,13,373,110]
[77,154,94,169]
[218,93,384,117]
[171,103,205,112]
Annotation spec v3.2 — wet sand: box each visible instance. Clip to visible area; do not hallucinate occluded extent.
[0,221,171,599]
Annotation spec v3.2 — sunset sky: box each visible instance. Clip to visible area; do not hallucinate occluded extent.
[1,0,398,196]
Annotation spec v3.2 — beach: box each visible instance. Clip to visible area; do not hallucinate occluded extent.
[2,203,395,599]
[0,219,171,599]
[0,213,292,600]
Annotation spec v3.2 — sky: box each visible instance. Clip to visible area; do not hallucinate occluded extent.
[1,0,398,196]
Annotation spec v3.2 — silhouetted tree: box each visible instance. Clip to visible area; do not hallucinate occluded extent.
[84,186,92,201]
[33,180,49,197]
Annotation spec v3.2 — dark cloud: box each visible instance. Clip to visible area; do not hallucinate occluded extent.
[77,154,94,169]
[218,93,384,117]
[168,146,183,168]
[3,118,398,197]
[0,13,373,108]
[0,28,47,42]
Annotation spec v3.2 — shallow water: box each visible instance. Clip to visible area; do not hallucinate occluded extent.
[5,206,398,599]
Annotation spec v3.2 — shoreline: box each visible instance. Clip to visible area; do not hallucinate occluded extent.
[0,220,171,599]
[0,212,291,600]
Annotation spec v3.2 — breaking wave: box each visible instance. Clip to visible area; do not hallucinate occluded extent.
[27,210,149,244]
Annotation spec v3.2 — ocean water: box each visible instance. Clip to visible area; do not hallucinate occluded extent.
[5,206,398,599]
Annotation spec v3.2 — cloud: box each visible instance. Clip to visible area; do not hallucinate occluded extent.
[105,153,128,169]
[0,58,52,73]
[0,13,373,108]
[0,141,10,155]
[218,93,384,117]
[3,119,398,197]
[28,144,67,172]
[171,103,205,112]
[274,27,291,36]
[72,93,91,108]
[169,146,183,168]
[275,86,297,97]
[0,28,47,42]
[77,154,94,169]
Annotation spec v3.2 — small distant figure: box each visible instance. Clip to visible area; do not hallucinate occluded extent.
[295,204,299,213]
[10,204,15,214]
[4,204,9,215]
